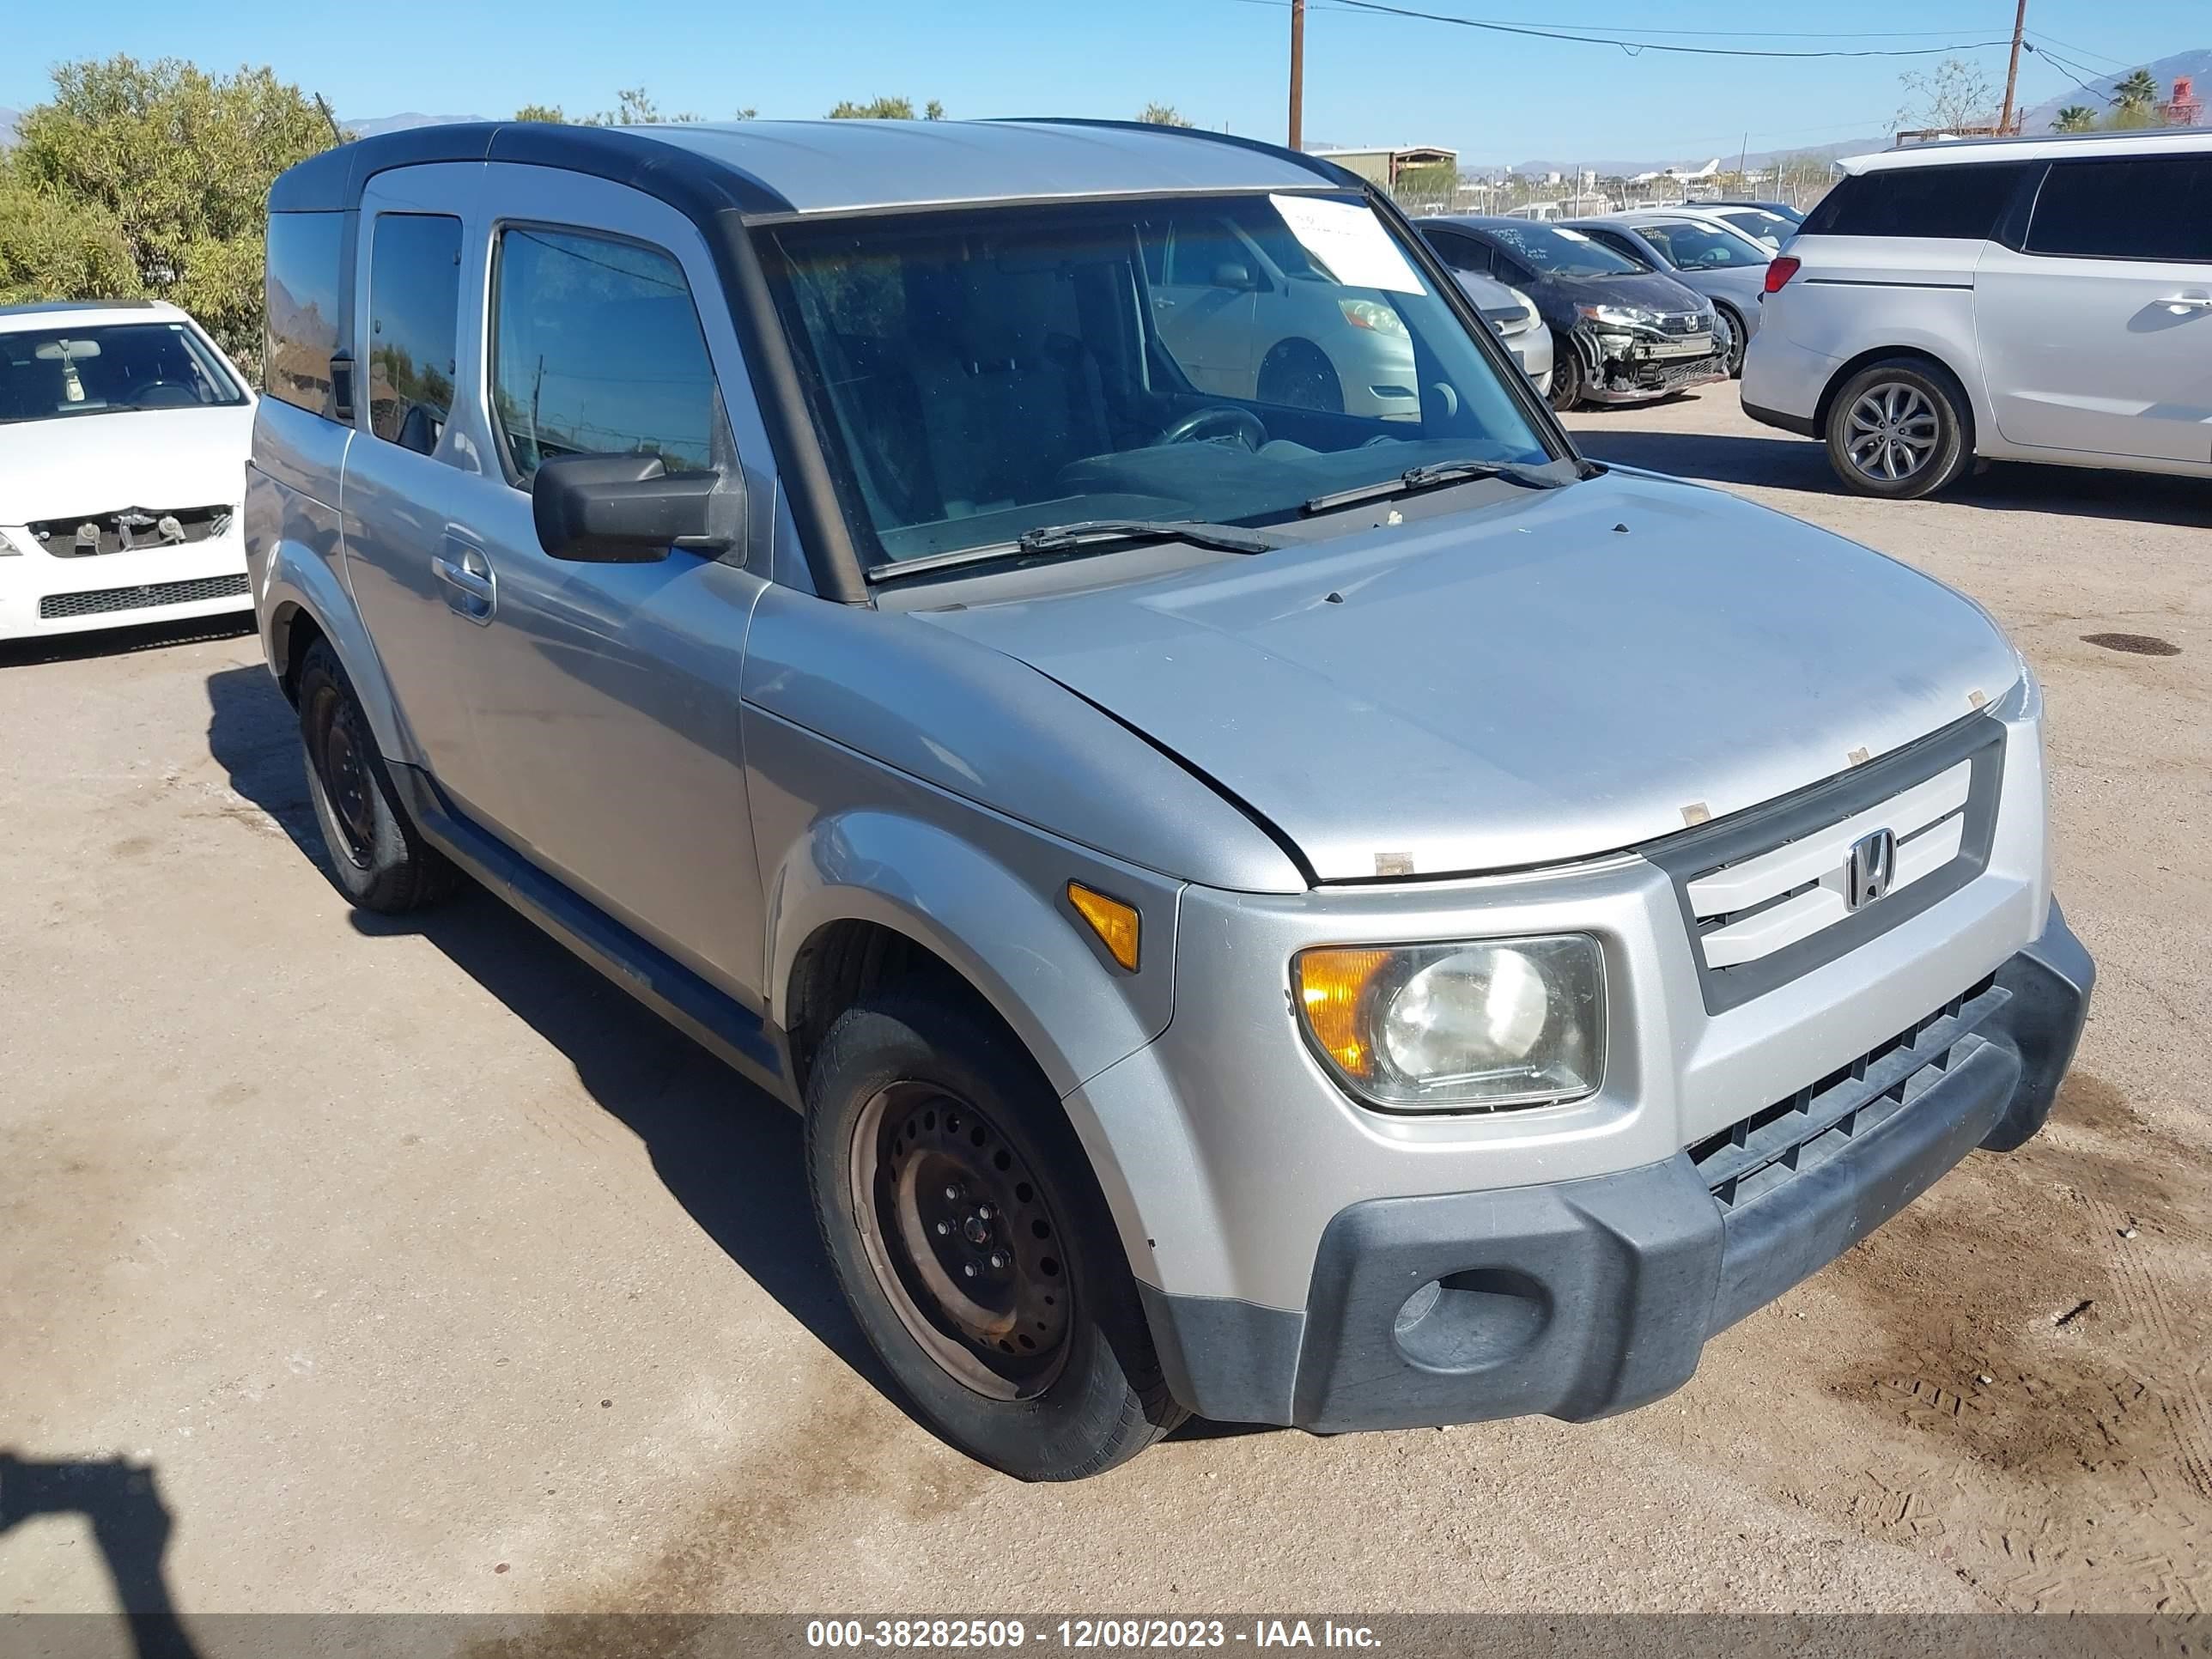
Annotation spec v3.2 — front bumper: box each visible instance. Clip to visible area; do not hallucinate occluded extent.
[0,524,250,641]
[1143,902,2092,1431]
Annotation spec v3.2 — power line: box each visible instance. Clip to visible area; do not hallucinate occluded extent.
[1221,0,2000,40]
[2023,28,2136,72]
[1324,0,2013,60]
[2021,40,2121,105]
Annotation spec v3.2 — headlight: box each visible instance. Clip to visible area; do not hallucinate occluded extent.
[1293,935,1605,1111]
[1575,303,1660,330]
[1339,298,1408,336]
[0,526,30,557]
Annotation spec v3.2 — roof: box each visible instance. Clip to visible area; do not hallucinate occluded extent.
[0,298,178,332]
[270,118,1350,219]
[1842,125,2212,175]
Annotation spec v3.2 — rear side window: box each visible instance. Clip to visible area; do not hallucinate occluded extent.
[264,211,346,416]
[489,228,720,487]
[2026,155,2212,262]
[1798,163,2030,240]
[1425,231,1492,276]
[367,214,463,453]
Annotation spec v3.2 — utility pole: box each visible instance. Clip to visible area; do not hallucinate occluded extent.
[1288,0,1306,151]
[1998,0,2028,134]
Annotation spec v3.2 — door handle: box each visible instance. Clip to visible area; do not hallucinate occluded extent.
[432,538,495,623]
[2157,293,2212,313]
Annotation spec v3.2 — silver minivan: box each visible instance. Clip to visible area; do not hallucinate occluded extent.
[248,118,2093,1481]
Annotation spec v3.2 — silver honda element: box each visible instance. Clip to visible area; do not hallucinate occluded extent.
[247,118,2093,1480]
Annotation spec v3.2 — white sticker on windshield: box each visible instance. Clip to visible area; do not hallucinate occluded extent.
[1268,194,1424,294]
[1553,227,1592,241]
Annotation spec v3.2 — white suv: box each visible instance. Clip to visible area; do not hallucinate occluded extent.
[1743,129,2212,498]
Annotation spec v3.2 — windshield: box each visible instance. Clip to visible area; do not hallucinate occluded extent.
[0,319,246,424]
[1478,222,1647,278]
[763,191,1558,568]
[1711,208,1791,247]
[1636,219,1773,270]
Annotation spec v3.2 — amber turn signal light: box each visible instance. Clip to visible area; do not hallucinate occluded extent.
[1066,882,1140,971]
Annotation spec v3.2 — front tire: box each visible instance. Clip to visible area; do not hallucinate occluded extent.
[1547,332,1584,411]
[1714,305,1747,378]
[297,641,457,913]
[1824,360,1971,499]
[1255,340,1345,413]
[805,990,1186,1480]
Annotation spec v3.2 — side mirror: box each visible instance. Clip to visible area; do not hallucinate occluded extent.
[530,453,727,564]
[1212,262,1255,291]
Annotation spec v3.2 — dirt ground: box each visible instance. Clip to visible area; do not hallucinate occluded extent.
[3,391,2208,1623]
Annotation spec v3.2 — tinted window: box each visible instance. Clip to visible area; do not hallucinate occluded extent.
[1164,220,1257,288]
[1425,230,1492,275]
[368,214,462,453]
[2026,155,2212,262]
[490,228,720,487]
[265,210,346,416]
[1580,228,1654,266]
[1798,163,2029,240]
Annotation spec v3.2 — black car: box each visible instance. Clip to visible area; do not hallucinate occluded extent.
[1416,216,1727,411]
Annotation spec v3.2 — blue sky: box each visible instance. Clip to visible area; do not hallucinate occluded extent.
[4,0,2199,164]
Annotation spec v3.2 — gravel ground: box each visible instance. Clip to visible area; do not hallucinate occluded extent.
[3,390,2207,1626]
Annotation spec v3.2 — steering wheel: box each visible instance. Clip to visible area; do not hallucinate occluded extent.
[1156,404,1267,451]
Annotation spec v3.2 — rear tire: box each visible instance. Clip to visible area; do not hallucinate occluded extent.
[1823,360,1971,500]
[1547,333,1584,411]
[805,989,1186,1480]
[297,641,458,913]
[1714,305,1747,378]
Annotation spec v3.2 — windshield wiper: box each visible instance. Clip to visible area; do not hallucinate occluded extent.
[866,519,1286,584]
[1301,458,1577,515]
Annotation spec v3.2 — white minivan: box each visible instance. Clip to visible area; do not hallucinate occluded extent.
[1742,129,2212,498]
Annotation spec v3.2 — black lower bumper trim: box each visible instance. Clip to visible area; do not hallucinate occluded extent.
[1743,398,1818,437]
[1144,901,2094,1431]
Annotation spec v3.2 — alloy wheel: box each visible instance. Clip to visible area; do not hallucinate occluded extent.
[1844,382,1940,483]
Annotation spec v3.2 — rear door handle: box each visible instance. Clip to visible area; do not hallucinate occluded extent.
[432,536,495,623]
[2157,292,2212,312]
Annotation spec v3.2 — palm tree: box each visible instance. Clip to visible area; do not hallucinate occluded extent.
[2052,105,2099,132]
[2113,69,2160,110]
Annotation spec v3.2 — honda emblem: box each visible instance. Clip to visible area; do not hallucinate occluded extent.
[1845,829,1897,910]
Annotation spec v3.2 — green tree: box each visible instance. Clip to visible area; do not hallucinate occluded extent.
[9,57,339,372]
[2112,69,2160,110]
[0,159,143,304]
[2051,105,2099,132]
[516,94,745,125]
[828,96,917,118]
[925,100,945,121]
[514,102,568,123]
[1139,102,1194,127]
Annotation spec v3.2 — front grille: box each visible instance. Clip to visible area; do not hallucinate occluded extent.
[1642,712,2006,1013]
[29,504,234,557]
[39,572,248,620]
[1657,311,1705,334]
[1690,975,2005,1211]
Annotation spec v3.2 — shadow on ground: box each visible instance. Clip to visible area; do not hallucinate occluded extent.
[1572,412,2212,530]
[0,614,253,672]
[0,1451,201,1657]
[201,661,1009,1443]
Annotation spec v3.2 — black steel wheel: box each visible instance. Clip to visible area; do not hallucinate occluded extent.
[805,989,1186,1480]
[295,641,458,913]
[850,1079,1073,1400]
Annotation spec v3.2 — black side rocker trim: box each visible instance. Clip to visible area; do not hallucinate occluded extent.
[386,763,793,1103]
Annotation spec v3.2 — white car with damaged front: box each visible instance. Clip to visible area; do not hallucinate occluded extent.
[2,299,255,641]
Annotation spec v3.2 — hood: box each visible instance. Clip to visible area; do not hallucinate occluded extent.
[0,404,255,526]
[915,471,2021,884]
[1532,268,1706,324]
